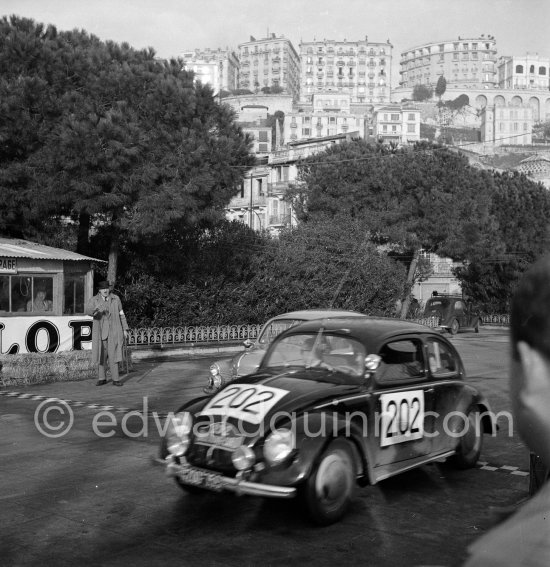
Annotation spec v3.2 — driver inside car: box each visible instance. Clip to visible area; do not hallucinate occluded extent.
[301,336,332,369]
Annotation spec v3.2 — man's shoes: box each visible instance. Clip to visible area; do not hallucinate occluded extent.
[96,380,107,386]
[112,381,123,387]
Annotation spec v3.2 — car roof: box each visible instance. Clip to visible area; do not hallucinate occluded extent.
[278,316,441,349]
[268,309,365,321]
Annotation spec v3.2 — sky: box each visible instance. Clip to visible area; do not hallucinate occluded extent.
[2,0,549,66]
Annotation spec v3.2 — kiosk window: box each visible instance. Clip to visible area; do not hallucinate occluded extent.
[64,274,86,314]
[0,275,54,313]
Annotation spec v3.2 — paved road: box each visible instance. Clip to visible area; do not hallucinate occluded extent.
[0,328,530,567]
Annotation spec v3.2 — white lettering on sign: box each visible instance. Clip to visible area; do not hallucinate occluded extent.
[0,257,17,273]
[380,390,425,447]
[200,384,289,424]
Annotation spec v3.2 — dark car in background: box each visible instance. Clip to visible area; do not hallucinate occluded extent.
[423,293,480,335]
[161,316,496,525]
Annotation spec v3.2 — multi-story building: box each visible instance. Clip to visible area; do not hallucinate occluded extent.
[480,103,533,145]
[399,35,498,90]
[284,93,367,142]
[225,132,360,233]
[497,54,550,90]
[181,47,239,93]
[299,37,393,105]
[372,104,421,144]
[238,34,301,100]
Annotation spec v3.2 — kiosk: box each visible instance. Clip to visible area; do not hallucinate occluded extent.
[0,237,101,354]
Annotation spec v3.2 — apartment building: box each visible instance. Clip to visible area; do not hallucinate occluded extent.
[480,103,533,145]
[497,54,550,90]
[284,93,367,142]
[181,47,240,93]
[372,105,421,144]
[299,37,393,105]
[399,36,498,89]
[238,34,301,100]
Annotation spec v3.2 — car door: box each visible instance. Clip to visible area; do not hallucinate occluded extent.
[370,337,435,467]
[425,335,465,455]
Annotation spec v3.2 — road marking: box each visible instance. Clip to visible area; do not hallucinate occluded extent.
[0,390,168,419]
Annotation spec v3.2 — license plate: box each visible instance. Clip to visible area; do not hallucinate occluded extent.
[177,465,225,492]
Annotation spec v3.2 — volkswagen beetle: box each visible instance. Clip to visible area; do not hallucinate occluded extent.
[161,316,496,525]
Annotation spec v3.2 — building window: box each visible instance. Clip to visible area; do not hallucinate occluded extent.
[258,143,268,152]
[407,124,415,133]
[258,131,268,142]
[302,128,311,136]
[391,113,400,121]
[516,65,524,74]
[408,113,415,121]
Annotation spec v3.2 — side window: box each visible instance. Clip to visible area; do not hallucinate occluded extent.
[0,275,54,314]
[454,300,465,315]
[426,339,457,376]
[64,274,86,314]
[376,339,424,385]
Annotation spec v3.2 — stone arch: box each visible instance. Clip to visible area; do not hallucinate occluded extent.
[511,95,523,106]
[528,97,541,121]
[494,95,506,106]
[475,94,488,108]
[545,98,550,121]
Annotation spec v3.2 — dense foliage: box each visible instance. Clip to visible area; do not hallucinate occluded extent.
[118,218,406,327]
[0,16,255,282]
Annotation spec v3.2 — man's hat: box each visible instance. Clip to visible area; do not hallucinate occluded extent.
[98,281,111,290]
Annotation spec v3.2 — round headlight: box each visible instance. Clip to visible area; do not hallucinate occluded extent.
[166,412,193,457]
[209,363,220,377]
[263,428,295,465]
[232,446,256,471]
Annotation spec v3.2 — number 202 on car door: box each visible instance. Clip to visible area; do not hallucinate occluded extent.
[379,391,425,446]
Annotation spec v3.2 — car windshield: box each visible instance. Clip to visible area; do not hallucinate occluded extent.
[257,318,305,345]
[262,332,366,382]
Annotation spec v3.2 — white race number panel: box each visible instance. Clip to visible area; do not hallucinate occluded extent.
[200,384,289,424]
[380,390,425,447]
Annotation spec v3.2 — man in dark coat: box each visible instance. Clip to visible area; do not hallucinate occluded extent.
[86,281,129,386]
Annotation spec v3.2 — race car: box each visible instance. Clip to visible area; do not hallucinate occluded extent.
[161,316,496,525]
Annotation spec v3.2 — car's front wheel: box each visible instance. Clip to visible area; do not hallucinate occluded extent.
[301,438,356,525]
[450,406,483,469]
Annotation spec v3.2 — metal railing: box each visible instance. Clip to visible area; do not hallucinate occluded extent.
[128,324,262,347]
[126,315,509,347]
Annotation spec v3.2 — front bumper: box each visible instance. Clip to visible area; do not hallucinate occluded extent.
[162,455,296,499]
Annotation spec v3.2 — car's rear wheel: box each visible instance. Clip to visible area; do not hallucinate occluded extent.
[301,438,355,525]
[450,406,483,469]
[450,319,460,335]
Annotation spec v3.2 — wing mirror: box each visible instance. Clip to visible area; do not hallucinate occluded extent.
[363,354,381,383]
[365,354,381,371]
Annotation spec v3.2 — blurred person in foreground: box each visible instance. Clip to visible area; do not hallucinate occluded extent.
[464,255,550,566]
[86,280,129,387]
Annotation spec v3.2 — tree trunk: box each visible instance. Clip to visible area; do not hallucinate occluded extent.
[107,230,119,287]
[400,248,421,319]
[76,212,91,255]
[107,212,120,286]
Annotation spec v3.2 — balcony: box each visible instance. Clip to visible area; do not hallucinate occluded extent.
[229,195,267,208]
[267,182,291,197]
[269,214,291,226]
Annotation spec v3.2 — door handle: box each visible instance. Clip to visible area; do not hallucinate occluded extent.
[426,388,434,393]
